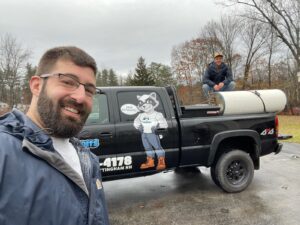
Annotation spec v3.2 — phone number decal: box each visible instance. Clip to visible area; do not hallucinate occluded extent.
[100,156,133,172]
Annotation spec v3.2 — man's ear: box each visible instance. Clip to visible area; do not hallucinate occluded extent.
[29,76,43,97]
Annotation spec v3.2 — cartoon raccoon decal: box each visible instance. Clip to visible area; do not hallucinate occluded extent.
[133,92,168,170]
[120,92,168,171]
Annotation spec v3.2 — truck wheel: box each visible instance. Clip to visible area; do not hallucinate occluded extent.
[216,150,254,193]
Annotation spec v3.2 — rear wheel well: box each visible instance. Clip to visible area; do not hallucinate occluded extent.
[213,136,259,169]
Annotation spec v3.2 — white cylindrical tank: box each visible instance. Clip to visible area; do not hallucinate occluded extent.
[215,89,287,115]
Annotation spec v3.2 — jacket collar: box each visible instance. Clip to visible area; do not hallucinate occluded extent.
[0,109,90,196]
[0,109,54,151]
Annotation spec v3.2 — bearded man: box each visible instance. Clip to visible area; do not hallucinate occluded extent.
[0,46,110,225]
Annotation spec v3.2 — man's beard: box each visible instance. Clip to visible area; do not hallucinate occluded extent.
[37,85,90,138]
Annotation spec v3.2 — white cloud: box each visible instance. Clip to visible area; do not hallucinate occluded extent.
[0,0,224,75]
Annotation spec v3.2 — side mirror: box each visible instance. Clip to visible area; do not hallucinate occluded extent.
[96,88,103,94]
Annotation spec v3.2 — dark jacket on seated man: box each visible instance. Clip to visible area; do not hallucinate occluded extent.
[202,52,235,98]
[203,61,233,87]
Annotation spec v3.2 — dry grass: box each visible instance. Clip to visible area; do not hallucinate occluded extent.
[278,115,300,144]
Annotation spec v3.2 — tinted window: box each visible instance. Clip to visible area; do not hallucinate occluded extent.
[86,94,109,125]
[117,91,166,122]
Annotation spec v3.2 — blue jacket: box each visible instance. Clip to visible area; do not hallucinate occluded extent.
[0,109,110,225]
[203,62,233,87]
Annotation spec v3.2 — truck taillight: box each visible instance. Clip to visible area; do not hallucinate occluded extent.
[275,115,279,137]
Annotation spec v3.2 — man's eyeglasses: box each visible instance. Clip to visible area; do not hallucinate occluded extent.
[40,73,97,97]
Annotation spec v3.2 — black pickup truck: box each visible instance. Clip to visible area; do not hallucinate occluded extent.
[79,86,282,193]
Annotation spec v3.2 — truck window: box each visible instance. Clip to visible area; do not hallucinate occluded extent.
[86,94,109,125]
[117,91,166,122]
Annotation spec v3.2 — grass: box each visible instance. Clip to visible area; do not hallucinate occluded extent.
[278,115,300,144]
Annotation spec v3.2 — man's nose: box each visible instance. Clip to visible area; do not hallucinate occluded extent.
[70,84,86,103]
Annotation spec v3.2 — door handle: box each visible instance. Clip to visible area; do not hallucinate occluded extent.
[99,132,113,138]
[156,128,167,132]
[77,130,91,138]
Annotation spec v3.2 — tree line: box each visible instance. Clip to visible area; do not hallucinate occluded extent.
[1,0,299,111]
[0,34,176,110]
[0,34,32,108]
[124,57,176,86]
[172,0,299,109]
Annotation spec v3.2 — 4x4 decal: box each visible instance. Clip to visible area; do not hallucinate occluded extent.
[260,128,274,135]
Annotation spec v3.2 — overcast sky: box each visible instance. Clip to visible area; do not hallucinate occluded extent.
[0,0,224,75]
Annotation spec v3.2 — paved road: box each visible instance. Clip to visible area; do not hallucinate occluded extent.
[103,143,300,225]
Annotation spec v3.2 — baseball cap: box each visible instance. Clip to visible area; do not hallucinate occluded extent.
[214,52,223,58]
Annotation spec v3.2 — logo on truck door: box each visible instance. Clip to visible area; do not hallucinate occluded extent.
[120,92,168,171]
[80,139,100,149]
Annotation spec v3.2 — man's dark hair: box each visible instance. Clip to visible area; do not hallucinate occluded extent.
[36,46,97,76]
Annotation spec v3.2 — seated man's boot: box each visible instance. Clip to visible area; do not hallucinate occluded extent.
[156,157,166,170]
[140,157,155,169]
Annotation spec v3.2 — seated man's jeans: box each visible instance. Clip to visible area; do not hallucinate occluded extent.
[202,81,235,98]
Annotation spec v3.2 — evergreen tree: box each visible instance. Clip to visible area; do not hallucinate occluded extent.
[101,69,109,86]
[0,69,7,104]
[148,62,176,86]
[108,69,118,86]
[132,57,155,86]
[124,71,134,86]
[96,71,102,86]
[119,75,124,86]
[22,63,36,104]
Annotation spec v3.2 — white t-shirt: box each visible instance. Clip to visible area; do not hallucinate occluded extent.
[52,137,84,180]
[134,111,168,133]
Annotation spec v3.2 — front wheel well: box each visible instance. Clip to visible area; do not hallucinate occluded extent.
[212,136,260,169]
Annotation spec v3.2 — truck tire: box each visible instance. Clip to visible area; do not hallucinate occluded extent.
[215,150,254,193]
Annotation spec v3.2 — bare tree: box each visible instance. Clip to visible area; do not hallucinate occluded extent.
[225,0,300,100]
[251,58,268,87]
[172,38,223,82]
[0,34,31,108]
[201,21,222,58]
[263,22,281,87]
[230,0,299,70]
[171,42,195,103]
[239,19,267,88]
[217,15,241,71]
[201,16,242,79]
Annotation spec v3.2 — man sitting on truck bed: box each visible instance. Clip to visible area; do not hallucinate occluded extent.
[202,52,235,99]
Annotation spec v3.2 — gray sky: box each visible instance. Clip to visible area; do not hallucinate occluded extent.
[0,0,224,75]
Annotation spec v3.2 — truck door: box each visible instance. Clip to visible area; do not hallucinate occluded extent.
[109,90,179,177]
[79,92,116,173]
